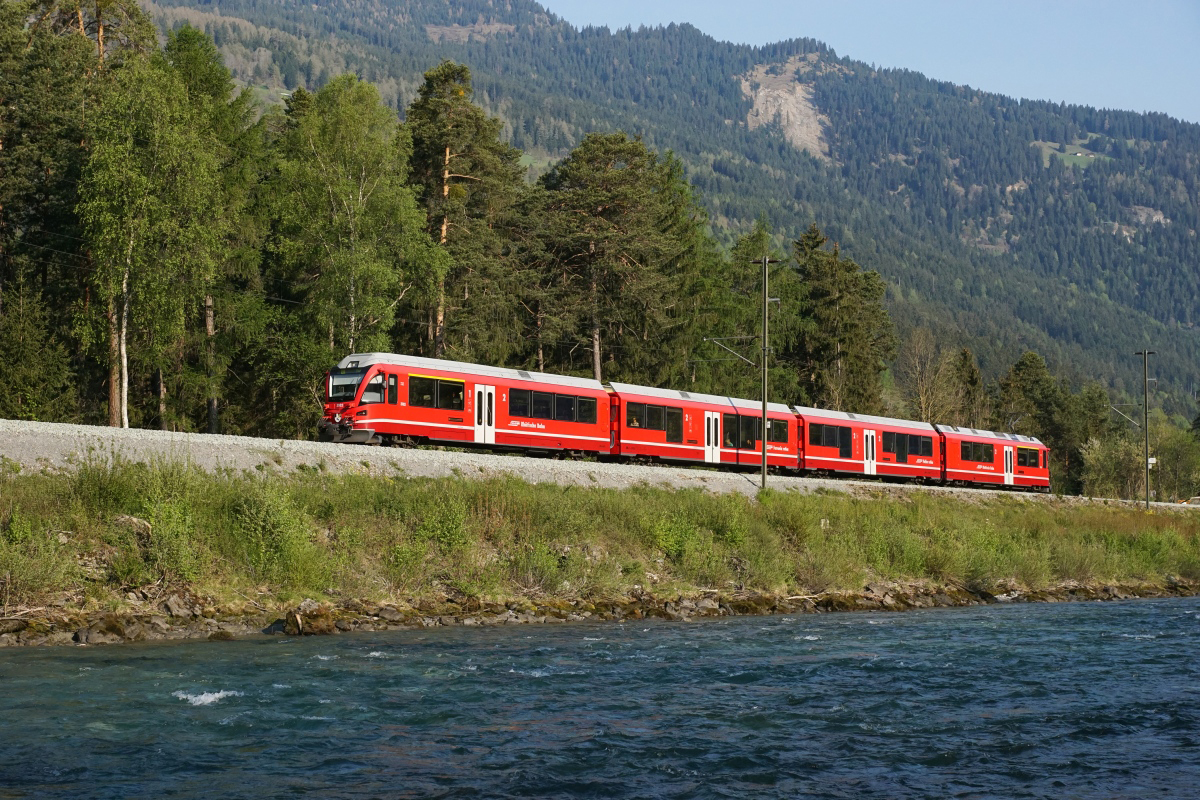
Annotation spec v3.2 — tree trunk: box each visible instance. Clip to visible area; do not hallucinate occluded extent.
[434,277,446,357]
[106,298,120,427]
[536,304,544,372]
[591,320,601,383]
[119,264,130,428]
[157,367,167,430]
[205,294,218,434]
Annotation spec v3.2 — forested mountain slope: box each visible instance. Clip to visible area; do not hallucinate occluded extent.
[150,0,1200,413]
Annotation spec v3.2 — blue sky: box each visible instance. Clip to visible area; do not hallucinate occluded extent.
[540,1,1200,124]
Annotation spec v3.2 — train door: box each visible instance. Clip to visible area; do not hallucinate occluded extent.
[474,384,496,444]
[1003,445,1014,485]
[863,429,877,476]
[704,411,721,464]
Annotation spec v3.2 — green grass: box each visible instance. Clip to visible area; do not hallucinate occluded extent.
[1,457,1198,612]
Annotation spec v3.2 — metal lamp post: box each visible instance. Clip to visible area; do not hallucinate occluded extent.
[1135,349,1155,509]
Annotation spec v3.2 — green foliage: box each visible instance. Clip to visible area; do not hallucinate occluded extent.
[0,284,74,420]
[790,224,896,411]
[5,461,1200,608]
[229,480,323,586]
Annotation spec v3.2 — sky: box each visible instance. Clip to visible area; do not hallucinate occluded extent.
[539,0,1200,124]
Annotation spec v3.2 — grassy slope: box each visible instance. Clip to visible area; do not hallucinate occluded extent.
[2,458,1198,616]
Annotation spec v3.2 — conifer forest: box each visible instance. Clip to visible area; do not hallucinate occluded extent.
[2,0,1199,498]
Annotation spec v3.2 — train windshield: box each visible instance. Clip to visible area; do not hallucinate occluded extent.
[327,368,367,402]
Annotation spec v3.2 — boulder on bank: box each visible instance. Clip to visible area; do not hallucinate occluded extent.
[284,599,336,636]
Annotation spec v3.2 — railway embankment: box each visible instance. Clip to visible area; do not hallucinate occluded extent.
[1,420,1198,647]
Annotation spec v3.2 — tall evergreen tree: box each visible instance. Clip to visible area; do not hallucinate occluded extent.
[404,61,524,360]
[536,132,716,383]
[791,224,895,412]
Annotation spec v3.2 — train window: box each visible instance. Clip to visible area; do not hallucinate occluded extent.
[901,434,931,460]
[740,416,759,449]
[961,441,995,462]
[578,397,597,425]
[328,368,366,402]
[531,391,553,420]
[823,425,839,449]
[510,389,531,417]
[1017,447,1039,467]
[665,407,683,443]
[387,374,398,405]
[723,414,738,448]
[410,376,436,407]
[555,394,576,422]
[809,423,823,447]
[839,426,852,459]
[361,374,384,404]
[768,419,788,443]
[1042,450,1048,469]
[437,381,465,411]
[626,402,646,428]
[882,431,895,453]
[646,405,665,431]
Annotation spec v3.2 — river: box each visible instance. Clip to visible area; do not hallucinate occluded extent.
[2,598,1197,798]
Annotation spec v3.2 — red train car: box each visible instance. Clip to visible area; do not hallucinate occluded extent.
[607,383,797,468]
[319,353,611,455]
[793,407,942,482]
[935,425,1050,491]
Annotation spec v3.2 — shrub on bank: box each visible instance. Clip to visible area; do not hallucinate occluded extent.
[1,457,1198,609]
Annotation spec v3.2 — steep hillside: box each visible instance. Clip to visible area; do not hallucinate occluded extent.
[149,0,1200,414]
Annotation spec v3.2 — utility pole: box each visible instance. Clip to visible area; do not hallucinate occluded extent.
[759,254,780,489]
[1135,349,1155,509]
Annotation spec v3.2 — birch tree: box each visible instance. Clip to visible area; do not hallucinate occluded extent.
[269,76,434,356]
[78,55,219,428]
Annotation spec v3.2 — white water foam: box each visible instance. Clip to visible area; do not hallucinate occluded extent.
[172,690,244,706]
[312,654,339,661]
[366,651,387,658]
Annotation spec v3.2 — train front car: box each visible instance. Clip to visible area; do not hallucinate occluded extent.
[935,425,1051,492]
[320,358,378,444]
[607,383,797,469]
[793,407,942,482]
[319,352,611,454]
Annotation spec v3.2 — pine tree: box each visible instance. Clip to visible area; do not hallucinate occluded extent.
[791,224,895,412]
[535,132,716,384]
[404,61,525,360]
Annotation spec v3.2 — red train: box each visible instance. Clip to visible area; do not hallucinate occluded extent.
[318,352,1051,492]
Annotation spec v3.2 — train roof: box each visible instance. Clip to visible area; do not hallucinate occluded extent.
[934,424,1044,445]
[335,353,605,392]
[791,405,937,432]
[607,383,793,415]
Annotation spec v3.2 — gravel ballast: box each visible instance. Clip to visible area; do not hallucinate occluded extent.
[0,418,1189,509]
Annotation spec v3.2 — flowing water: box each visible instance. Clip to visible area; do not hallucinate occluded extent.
[2,598,1198,799]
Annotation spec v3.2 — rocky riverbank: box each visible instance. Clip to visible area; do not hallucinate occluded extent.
[3,578,1197,648]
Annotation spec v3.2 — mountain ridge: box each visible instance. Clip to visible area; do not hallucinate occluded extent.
[149,0,1200,415]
